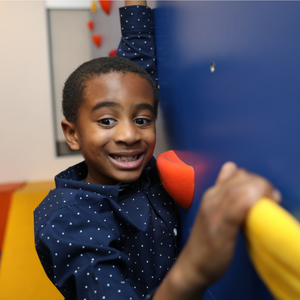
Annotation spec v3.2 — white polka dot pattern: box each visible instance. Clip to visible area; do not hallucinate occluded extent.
[117,6,157,84]
[34,157,179,299]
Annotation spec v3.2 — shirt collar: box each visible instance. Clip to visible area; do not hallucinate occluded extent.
[55,157,156,198]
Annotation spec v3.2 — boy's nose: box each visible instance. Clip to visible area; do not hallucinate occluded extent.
[114,121,141,145]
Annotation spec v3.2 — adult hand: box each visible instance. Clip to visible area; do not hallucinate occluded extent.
[154,162,281,300]
[184,162,281,286]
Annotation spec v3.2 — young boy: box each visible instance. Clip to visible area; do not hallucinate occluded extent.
[35,56,178,300]
[34,3,280,300]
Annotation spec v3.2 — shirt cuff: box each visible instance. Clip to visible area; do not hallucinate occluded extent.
[119,5,154,35]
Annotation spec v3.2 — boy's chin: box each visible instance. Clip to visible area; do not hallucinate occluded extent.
[115,173,142,186]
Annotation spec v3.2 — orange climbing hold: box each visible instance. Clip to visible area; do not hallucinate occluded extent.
[87,20,94,31]
[99,0,111,15]
[92,34,102,47]
[156,150,195,209]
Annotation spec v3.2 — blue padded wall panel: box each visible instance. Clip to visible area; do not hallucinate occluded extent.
[154,1,300,299]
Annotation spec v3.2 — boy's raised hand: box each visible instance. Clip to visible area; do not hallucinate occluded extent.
[154,162,281,300]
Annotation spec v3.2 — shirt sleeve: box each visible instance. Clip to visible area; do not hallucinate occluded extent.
[35,204,153,300]
[117,5,157,84]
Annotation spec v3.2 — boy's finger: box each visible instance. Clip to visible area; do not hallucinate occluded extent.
[215,161,238,184]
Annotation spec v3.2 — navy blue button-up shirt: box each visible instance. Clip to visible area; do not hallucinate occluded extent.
[117,5,157,83]
[34,158,179,299]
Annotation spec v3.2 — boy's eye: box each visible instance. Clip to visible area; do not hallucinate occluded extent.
[134,118,150,125]
[98,118,116,126]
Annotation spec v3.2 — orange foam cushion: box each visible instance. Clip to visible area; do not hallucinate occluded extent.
[0,181,62,300]
[156,150,195,209]
[0,182,24,251]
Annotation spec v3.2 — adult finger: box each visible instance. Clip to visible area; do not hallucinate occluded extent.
[215,161,238,185]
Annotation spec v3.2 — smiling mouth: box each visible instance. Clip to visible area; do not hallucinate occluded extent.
[110,154,140,162]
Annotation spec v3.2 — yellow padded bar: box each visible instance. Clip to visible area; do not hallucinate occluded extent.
[245,198,300,300]
[0,181,63,300]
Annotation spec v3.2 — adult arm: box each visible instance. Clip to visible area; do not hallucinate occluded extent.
[153,162,281,300]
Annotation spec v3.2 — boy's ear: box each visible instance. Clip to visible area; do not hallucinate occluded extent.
[61,119,81,151]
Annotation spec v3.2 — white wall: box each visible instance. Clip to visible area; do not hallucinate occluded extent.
[0,1,168,184]
[0,1,82,184]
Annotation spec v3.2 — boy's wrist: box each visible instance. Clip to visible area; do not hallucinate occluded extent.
[125,1,147,6]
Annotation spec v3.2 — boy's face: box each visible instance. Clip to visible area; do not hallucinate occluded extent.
[64,72,156,185]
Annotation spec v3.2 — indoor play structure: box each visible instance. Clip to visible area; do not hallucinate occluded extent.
[1,1,300,299]
[154,1,300,299]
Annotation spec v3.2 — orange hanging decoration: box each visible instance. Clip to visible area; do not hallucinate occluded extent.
[92,35,102,48]
[108,49,117,57]
[99,0,111,15]
[87,20,94,31]
[90,1,97,13]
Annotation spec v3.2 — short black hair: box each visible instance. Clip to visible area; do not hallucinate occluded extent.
[62,56,159,123]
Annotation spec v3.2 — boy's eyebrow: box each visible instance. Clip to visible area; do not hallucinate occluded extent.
[135,103,155,115]
[90,101,155,115]
[90,101,121,113]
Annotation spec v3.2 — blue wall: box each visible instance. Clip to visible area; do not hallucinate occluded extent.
[154,1,300,299]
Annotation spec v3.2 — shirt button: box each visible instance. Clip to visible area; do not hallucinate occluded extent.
[173,228,177,236]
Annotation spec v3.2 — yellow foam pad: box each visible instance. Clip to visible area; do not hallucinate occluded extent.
[0,181,63,300]
[245,198,300,300]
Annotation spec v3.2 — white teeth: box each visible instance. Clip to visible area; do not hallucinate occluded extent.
[112,155,138,162]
